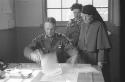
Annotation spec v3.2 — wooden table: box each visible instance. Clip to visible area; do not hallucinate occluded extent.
[0,63,104,82]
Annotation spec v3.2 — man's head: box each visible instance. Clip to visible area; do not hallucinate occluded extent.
[44,17,56,37]
[70,3,82,18]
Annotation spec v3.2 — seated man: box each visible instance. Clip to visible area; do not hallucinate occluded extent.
[24,17,78,64]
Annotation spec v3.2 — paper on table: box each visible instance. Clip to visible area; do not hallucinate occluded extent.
[6,78,23,82]
[75,66,100,73]
[5,68,33,79]
[77,73,93,82]
[40,53,64,81]
[41,74,65,82]
[77,72,104,82]
[40,52,62,75]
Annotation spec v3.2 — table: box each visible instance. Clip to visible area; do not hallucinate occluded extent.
[0,63,104,82]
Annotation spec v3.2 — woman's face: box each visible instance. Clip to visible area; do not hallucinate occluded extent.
[81,13,93,23]
[73,9,81,18]
[44,22,55,37]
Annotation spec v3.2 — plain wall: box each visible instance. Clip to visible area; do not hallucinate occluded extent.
[0,29,17,62]
[112,0,120,26]
[0,0,15,29]
[15,0,42,27]
[0,0,16,62]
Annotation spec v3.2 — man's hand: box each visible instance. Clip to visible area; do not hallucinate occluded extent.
[67,48,78,65]
[68,48,78,56]
[30,49,43,63]
[66,55,78,65]
[98,62,103,69]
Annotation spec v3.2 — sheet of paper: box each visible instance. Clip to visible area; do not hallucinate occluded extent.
[6,78,23,82]
[69,64,100,73]
[41,74,66,82]
[40,52,62,75]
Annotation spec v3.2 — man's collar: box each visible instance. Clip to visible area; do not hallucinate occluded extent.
[44,33,55,39]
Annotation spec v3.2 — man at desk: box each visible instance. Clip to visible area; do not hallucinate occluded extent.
[24,17,78,64]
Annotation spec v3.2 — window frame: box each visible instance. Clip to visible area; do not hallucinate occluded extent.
[45,0,112,27]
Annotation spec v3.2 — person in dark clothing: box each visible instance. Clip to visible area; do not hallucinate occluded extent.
[65,3,83,47]
[24,17,78,64]
[78,5,111,82]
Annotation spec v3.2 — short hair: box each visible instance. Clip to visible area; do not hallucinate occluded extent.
[46,17,56,25]
[70,3,82,11]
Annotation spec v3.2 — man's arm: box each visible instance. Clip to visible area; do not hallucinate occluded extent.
[98,49,104,68]
[61,35,78,64]
[66,48,78,64]
[24,36,43,63]
[24,47,43,63]
[24,46,33,60]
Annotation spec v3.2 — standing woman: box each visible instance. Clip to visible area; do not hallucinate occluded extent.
[65,3,83,47]
[78,5,111,82]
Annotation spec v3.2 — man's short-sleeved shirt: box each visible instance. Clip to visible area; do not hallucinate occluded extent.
[28,32,74,54]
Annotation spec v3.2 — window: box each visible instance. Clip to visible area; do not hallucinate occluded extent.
[47,0,109,21]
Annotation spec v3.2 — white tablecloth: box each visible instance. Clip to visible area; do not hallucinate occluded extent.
[0,63,104,82]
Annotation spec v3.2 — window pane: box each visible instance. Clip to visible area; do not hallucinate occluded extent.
[96,8,108,21]
[62,9,73,21]
[62,0,76,8]
[93,0,108,7]
[78,0,92,6]
[47,0,61,8]
[47,9,61,21]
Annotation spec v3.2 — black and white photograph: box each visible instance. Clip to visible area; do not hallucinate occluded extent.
[0,0,120,82]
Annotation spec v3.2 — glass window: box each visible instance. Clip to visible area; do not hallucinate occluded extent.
[93,0,108,7]
[47,0,109,21]
[47,0,61,8]
[96,8,108,21]
[62,9,72,21]
[78,0,92,6]
[47,9,61,21]
[62,0,76,8]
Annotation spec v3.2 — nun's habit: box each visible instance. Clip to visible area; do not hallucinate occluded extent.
[78,5,111,64]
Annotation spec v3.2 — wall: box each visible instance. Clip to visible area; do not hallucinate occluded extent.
[112,0,120,26]
[0,28,17,62]
[109,27,120,82]
[110,0,120,82]
[15,0,42,27]
[0,0,15,29]
[0,0,16,62]
[0,0,43,62]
